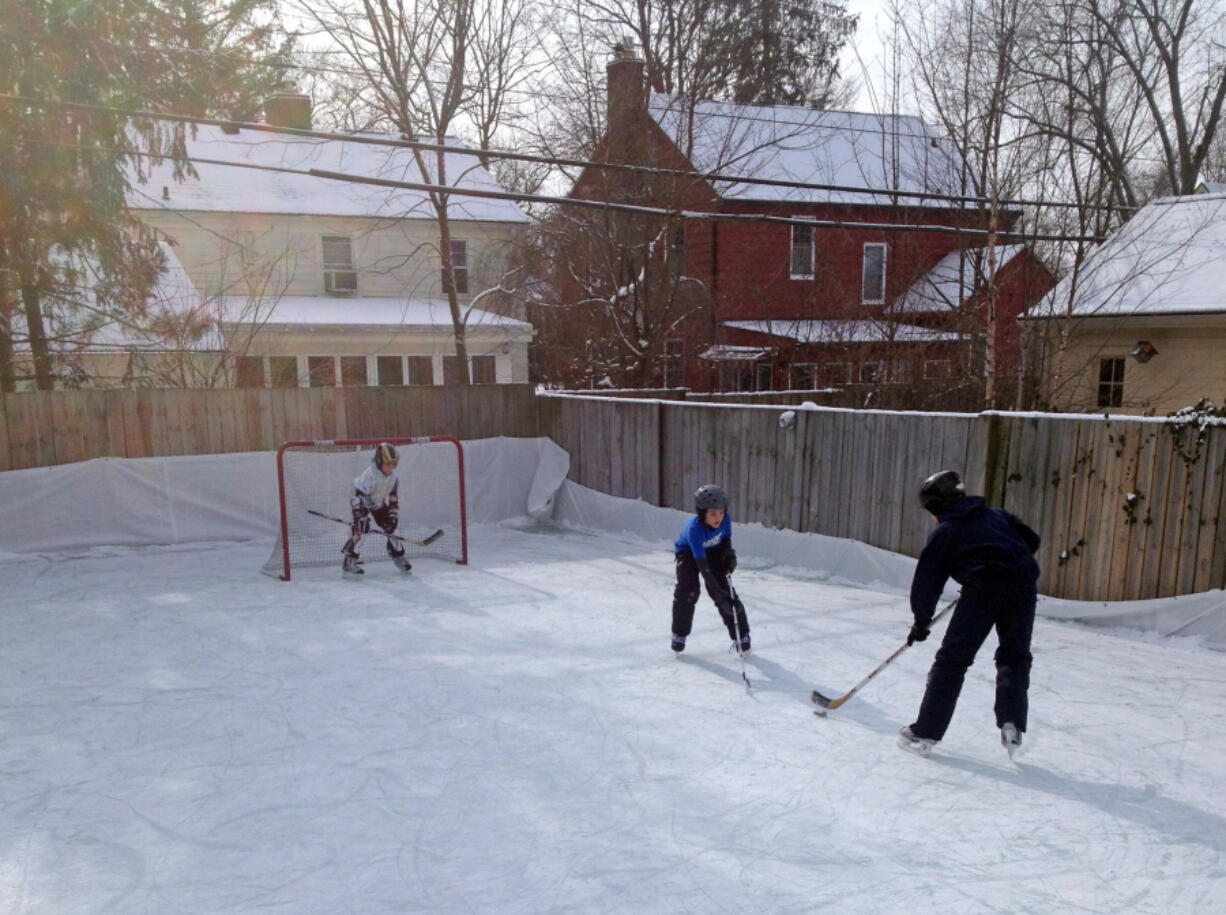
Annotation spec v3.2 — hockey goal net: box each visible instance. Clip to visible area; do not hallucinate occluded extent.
[263,437,468,580]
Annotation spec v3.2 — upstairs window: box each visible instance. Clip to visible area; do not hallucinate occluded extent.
[322,236,357,295]
[471,355,496,384]
[1097,357,1125,408]
[443,239,469,294]
[790,223,815,278]
[670,225,685,279]
[862,243,887,304]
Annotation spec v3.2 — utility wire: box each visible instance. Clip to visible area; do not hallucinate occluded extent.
[21,134,1106,244]
[0,93,1129,216]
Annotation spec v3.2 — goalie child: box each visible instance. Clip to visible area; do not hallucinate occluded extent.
[341,442,412,578]
[670,484,751,655]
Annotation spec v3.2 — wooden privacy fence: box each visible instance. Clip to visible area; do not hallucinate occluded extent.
[4,385,1222,602]
[539,394,1226,603]
[0,384,540,471]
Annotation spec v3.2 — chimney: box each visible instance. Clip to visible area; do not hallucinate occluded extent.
[606,42,646,167]
[264,80,312,130]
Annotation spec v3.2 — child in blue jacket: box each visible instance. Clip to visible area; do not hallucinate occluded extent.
[671,484,750,655]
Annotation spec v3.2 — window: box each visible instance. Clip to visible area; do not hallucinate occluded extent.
[443,239,468,294]
[670,225,685,279]
[307,356,337,387]
[822,362,851,386]
[1097,357,1125,408]
[443,355,464,385]
[859,360,884,384]
[340,356,367,387]
[664,338,684,388]
[377,356,404,386]
[790,223,815,278]
[235,355,264,388]
[889,358,913,384]
[862,243,887,304]
[924,359,951,380]
[269,356,299,388]
[718,362,754,392]
[755,363,773,392]
[322,236,357,295]
[789,363,817,390]
[408,356,434,385]
[471,355,496,384]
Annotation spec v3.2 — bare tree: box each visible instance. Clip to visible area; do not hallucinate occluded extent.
[296,0,534,385]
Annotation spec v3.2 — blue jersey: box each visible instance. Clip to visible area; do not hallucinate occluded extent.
[674,512,732,559]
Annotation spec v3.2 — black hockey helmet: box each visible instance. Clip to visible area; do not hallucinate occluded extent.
[694,483,729,514]
[919,470,964,515]
[374,442,399,469]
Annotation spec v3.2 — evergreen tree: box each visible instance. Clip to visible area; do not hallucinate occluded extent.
[0,0,291,391]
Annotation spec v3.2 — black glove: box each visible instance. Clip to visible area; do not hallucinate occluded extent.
[724,549,737,576]
[907,620,931,646]
[696,557,733,611]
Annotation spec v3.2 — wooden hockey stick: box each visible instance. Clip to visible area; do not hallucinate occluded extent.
[307,509,445,547]
[810,598,958,712]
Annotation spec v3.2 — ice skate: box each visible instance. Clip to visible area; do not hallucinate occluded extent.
[897,725,937,757]
[1001,722,1023,759]
[731,634,751,656]
[670,633,686,653]
[342,554,364,579]
[392,553,412,574]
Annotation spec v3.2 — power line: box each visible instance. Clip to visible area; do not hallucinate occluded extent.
[19,133,1106,244]
[1,93,1128,216]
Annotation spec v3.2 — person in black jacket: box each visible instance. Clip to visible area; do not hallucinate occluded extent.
[898,470,1041,758]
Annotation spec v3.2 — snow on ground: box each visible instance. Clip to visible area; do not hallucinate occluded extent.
[1,521,1224,914]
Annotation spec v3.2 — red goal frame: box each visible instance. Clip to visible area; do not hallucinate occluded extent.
[273,436,468,581]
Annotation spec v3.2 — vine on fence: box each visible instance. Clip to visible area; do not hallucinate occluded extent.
[1164,398,1226,467]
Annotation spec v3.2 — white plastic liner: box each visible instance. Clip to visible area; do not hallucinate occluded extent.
[0,437,570,554]
[551,480,1226,650]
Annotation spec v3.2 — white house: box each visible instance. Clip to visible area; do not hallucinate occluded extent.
[76,86,534,389]
[1026,191,1226,413]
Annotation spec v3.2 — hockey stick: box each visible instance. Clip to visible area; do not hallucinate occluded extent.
[728,578,751,692]
[307,509,445,547]
[810,598,958,712]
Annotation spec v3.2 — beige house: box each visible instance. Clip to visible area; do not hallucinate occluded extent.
[1026,192,1226,414]
[67,90,533,389]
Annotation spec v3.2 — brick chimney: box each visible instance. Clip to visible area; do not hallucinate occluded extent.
[264,80,312,130]
[606,42,647,167]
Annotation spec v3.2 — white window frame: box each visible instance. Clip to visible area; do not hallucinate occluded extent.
[823,362,851,386]
[322,236,358,296]
[923,359,952,380]
[859,360,885,384]
[888,357,913,384]
[789,222,816,279]
[789,362,817,390]
[1097,357,1125,408]
[862,242,887,304]
[445,239,469,294]
[755,362,773,392]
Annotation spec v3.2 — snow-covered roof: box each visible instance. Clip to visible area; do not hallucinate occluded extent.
[220,296,533,335]
[127,125,529,223]
[1196,181,1226,194]
[8,243,220,354]
[893,246,1024,314]
[648,94,969,206]
[699,344,773,361]
[725,319,965,344]
[1030,193,1226,319]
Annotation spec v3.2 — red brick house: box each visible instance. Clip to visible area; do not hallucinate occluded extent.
[547,48,1053,406]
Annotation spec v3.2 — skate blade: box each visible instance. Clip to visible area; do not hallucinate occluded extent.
[342,571,365,580]
[897,735,936,757]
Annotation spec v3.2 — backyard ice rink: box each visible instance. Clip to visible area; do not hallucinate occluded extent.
[2,518,1225,914]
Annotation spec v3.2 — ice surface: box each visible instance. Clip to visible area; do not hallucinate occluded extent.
[2,521,1224,913]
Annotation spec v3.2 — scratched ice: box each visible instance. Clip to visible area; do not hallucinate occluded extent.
[1,523,1224,914]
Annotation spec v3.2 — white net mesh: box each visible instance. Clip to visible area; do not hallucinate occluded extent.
[263,438,466,579]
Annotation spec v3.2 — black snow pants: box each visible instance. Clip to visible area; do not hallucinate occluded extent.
[912,574,1036,741]
[671,547,748,642]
